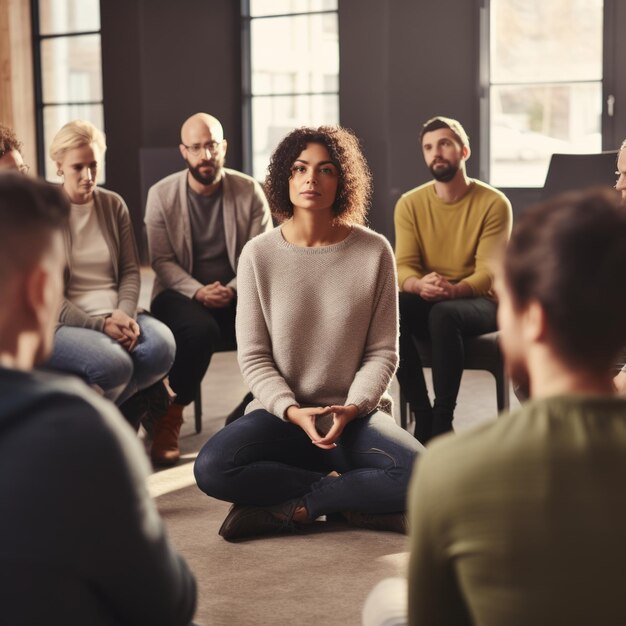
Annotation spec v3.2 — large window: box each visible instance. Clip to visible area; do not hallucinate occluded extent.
[33,0,103,181]
[488,0,604,187]
[242,0,339,180]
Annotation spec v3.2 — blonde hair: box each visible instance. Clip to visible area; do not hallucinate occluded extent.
[49,120,106,164]
[621,138,626,151]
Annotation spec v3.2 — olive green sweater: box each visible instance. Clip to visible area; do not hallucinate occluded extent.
[408,394,626,626]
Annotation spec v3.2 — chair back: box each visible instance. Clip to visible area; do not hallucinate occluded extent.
[542,151,618,199]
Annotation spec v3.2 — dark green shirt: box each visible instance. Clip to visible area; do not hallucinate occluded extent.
[408,395,626,626]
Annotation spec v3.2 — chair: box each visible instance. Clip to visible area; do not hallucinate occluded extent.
[542,151,618,199]
[194,385,203,434]
[399,331,510,430]
[193,342,238,434]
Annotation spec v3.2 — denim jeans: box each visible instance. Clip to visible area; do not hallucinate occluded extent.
[47,313,175,405]
[194,409,422,520]
[396,293,498,442]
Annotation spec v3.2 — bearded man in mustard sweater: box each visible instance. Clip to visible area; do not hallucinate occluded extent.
[395,116,512,443]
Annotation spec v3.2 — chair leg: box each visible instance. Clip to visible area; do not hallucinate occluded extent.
[399,389,408,430]
[194,386,202,434]
[494,369,510,413]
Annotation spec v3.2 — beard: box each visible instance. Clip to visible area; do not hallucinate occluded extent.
[186,157,224,186]
[429,159,459,182]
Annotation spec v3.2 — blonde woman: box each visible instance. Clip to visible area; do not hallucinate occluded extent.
[47,120,175,425]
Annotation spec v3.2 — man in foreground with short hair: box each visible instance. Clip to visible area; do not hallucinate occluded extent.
[395,116,512,443]
[145,112,272,465]
[0,173,196,625]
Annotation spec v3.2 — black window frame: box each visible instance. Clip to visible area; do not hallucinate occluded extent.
[241,0,340,177]
[31,0,104,178]
[479,0,618,189]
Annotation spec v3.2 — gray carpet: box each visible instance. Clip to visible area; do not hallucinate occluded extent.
[146,351,519,626]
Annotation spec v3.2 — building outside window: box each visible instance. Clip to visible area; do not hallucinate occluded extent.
[33,0,103,181]
[242,0,339,180]
[487,0,604,188]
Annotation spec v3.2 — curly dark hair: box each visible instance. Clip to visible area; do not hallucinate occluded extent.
[0,124,22,157]
[264,126,372,225]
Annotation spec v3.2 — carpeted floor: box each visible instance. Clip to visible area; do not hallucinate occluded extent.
[145,351,520,626]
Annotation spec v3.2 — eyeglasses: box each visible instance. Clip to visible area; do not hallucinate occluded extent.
[182,141,223,157]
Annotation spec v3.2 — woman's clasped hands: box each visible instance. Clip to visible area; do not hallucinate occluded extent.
[285,404,360,449]
[103,309,141,352]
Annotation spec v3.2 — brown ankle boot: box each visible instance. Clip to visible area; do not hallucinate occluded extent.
[151,403,184,467]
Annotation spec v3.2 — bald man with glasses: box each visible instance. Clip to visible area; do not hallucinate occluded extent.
[145,112,272,466]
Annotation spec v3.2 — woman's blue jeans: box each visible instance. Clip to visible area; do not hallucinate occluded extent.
[194,409,422,519]
[47,313,176,405]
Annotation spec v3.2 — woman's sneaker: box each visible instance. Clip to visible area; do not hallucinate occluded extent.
[218,500,302,542]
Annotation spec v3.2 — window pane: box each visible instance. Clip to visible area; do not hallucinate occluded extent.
[250,0,337,17]
[41,35,103,103]
[491,0,603,83]
[39,0,100,35]
[490,82,602,187]
[251,94,339,179]
[43,104,105,182]
[251,14,338,95]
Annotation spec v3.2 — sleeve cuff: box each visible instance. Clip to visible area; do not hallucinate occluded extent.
[274,396,299,422]
[179,279,205,299]
[345,396,373,417]
[118,300,138,319]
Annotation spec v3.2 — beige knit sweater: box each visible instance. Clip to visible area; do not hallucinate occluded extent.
[236,225,399,420]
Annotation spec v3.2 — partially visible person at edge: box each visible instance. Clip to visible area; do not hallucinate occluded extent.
[614,137,626,393]
[145,112,272,466]
[364,188,626,626]
[0,124,29,173]
[45,120,176,431]
[0,173,196,625]
[193,125,422,541]
[394,116,512,444]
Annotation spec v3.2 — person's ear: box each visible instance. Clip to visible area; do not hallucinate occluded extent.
[462,144,471,160]
[24,264,48,332]
[523,299,547,344]
[221,139,228,157]
[179,144,187,160]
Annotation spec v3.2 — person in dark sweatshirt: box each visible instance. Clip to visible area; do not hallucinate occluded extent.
[0,172,196,625]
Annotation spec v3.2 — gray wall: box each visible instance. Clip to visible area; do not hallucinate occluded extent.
[100,0,626,251]
[339,0,482,240]
[100,0,241,251]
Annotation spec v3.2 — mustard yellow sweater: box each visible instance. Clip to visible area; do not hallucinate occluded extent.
[394,180,512,296]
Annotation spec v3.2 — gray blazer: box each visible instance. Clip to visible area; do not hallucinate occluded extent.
[144,168,272,301]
